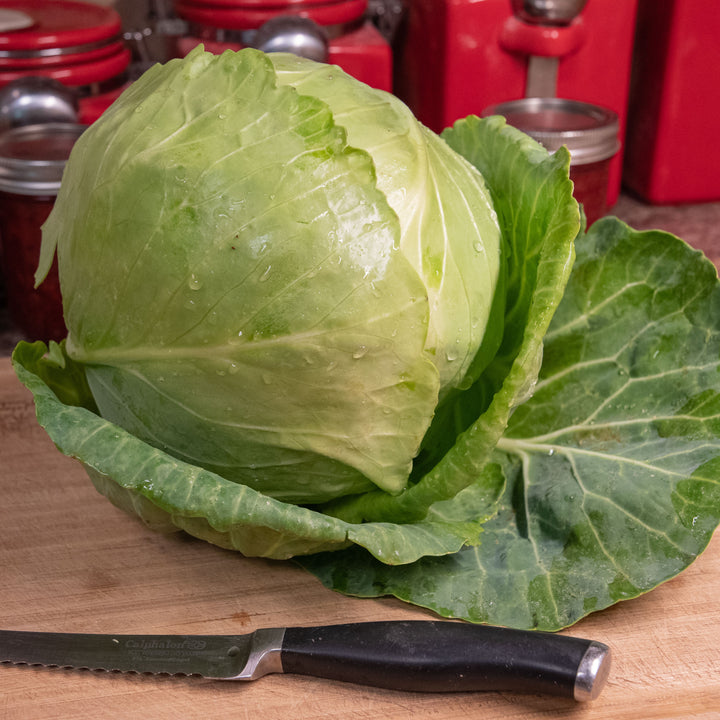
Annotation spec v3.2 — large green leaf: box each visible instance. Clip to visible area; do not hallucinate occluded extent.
[299,218,720,630]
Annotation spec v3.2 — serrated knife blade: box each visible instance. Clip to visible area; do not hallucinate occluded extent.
[0,621,611,701]
[0,627,282,679]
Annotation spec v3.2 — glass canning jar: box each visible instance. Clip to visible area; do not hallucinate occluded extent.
[0,123,85,341]
[483,98,620,225]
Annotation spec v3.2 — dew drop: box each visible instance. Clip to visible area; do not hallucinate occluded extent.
[188,274,202,290]
[259,265,272,282]
[353,345,368,359]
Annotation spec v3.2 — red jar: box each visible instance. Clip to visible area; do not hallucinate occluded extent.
[0,0,131,124]
[483,98,620,225]
[0,123,85,341]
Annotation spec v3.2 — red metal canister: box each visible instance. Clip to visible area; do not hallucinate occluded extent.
[623,0,720,203]
[393,0,637,209]
[0,0,131,123]
[173,0,392,91]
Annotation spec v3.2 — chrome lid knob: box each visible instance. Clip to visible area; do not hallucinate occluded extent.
[252,16,329,63]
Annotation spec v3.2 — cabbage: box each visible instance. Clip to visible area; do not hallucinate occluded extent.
[35,47,500,505]
[13,47,720,631]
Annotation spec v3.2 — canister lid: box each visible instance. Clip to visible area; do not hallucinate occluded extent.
[175,0,368,30]
[0,0,122,52]
[0,1,129,88]
[0,9,33,33]
[482,98,620,165]
[0,122,85,195]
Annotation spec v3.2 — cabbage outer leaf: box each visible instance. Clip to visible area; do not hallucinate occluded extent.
[299,219,720,630]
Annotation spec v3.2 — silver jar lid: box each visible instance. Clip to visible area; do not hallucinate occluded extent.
[482,97,620,165]
[0,123,86,196]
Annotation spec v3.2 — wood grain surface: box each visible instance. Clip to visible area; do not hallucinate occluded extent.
[1,356,719,720]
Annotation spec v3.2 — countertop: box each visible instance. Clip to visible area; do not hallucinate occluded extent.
[2,194,720,718]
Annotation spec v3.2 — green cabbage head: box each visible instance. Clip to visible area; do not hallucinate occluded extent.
[37,47,501,505]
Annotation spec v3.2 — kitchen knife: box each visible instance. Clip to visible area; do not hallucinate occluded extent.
[0,620,610,701]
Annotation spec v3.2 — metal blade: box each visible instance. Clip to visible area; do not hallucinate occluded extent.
[0,628,284,680]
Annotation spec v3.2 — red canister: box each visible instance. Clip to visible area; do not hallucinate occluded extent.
[0,123,84,341]
[173,0,392,91]
[623,0,720,203]
[0,0,131,123]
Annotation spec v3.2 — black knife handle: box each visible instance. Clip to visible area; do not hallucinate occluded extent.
[280,621,610,700]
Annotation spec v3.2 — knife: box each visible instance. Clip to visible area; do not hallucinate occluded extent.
[0,620,610,701]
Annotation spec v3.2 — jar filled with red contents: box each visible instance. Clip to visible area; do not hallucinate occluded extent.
[0,123,85,341]
[482,98,620,225]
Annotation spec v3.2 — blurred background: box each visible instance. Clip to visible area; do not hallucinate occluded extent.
[1,0,719,352]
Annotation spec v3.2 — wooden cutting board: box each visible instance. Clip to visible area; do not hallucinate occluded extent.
[1,355,719,720]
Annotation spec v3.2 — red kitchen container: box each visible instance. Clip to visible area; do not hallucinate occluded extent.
[0,0,131,124]
[0,123,85,341]
[393,0,638,210]
[173,0,392,91]
[623,0,720,203]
